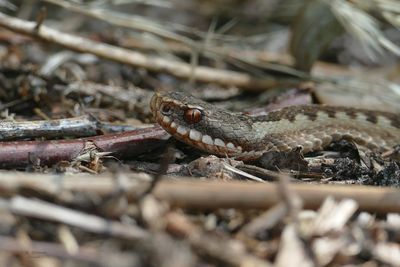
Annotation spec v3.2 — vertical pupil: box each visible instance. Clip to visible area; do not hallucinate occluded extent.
[184,108,202,124]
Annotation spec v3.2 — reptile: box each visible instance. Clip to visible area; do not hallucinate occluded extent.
[150,91,400,161]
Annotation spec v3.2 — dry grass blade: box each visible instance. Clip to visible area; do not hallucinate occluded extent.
[44,0,305,78]
[0,11,285,90]
[43,0,194,45]
[291,0,344,71]
[0,0,15,10]
[328,0,400,60]
[354,0,400,27]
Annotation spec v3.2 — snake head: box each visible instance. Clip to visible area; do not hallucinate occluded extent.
[150,91,258,159]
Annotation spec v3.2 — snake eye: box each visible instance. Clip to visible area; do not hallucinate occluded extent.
[161,103,172,115]
[184,108,203,124]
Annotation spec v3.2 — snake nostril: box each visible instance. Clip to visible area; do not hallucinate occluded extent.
[184,108,203,124]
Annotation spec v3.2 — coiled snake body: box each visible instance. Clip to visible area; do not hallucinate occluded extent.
[151,92,400,160]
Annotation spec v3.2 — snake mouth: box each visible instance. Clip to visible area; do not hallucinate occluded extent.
[151,92,250,158]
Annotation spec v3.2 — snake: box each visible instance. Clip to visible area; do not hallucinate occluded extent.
[150,91,400,161]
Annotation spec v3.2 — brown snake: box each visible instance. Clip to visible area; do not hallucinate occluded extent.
[151,91,400,160]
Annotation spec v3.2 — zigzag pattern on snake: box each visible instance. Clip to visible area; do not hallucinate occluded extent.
[151,91,400,160]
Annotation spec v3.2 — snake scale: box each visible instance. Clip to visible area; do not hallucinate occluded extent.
[151,91,400,161]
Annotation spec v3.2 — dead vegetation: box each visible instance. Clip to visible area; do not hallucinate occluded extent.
[0,1,399,266]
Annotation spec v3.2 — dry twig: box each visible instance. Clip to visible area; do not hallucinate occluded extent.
[154,179,400,213]
[0,172,398,213]
[0,115,100,140]
[5,196,148,240]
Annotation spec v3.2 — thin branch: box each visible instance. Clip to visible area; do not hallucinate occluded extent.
[6,196,149,240]
[0,171,152,199]
[0,115,100,140]
[154,179,400,213]
[0,172,398,213]
[0,125,168,168]
[0,235,101,264]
